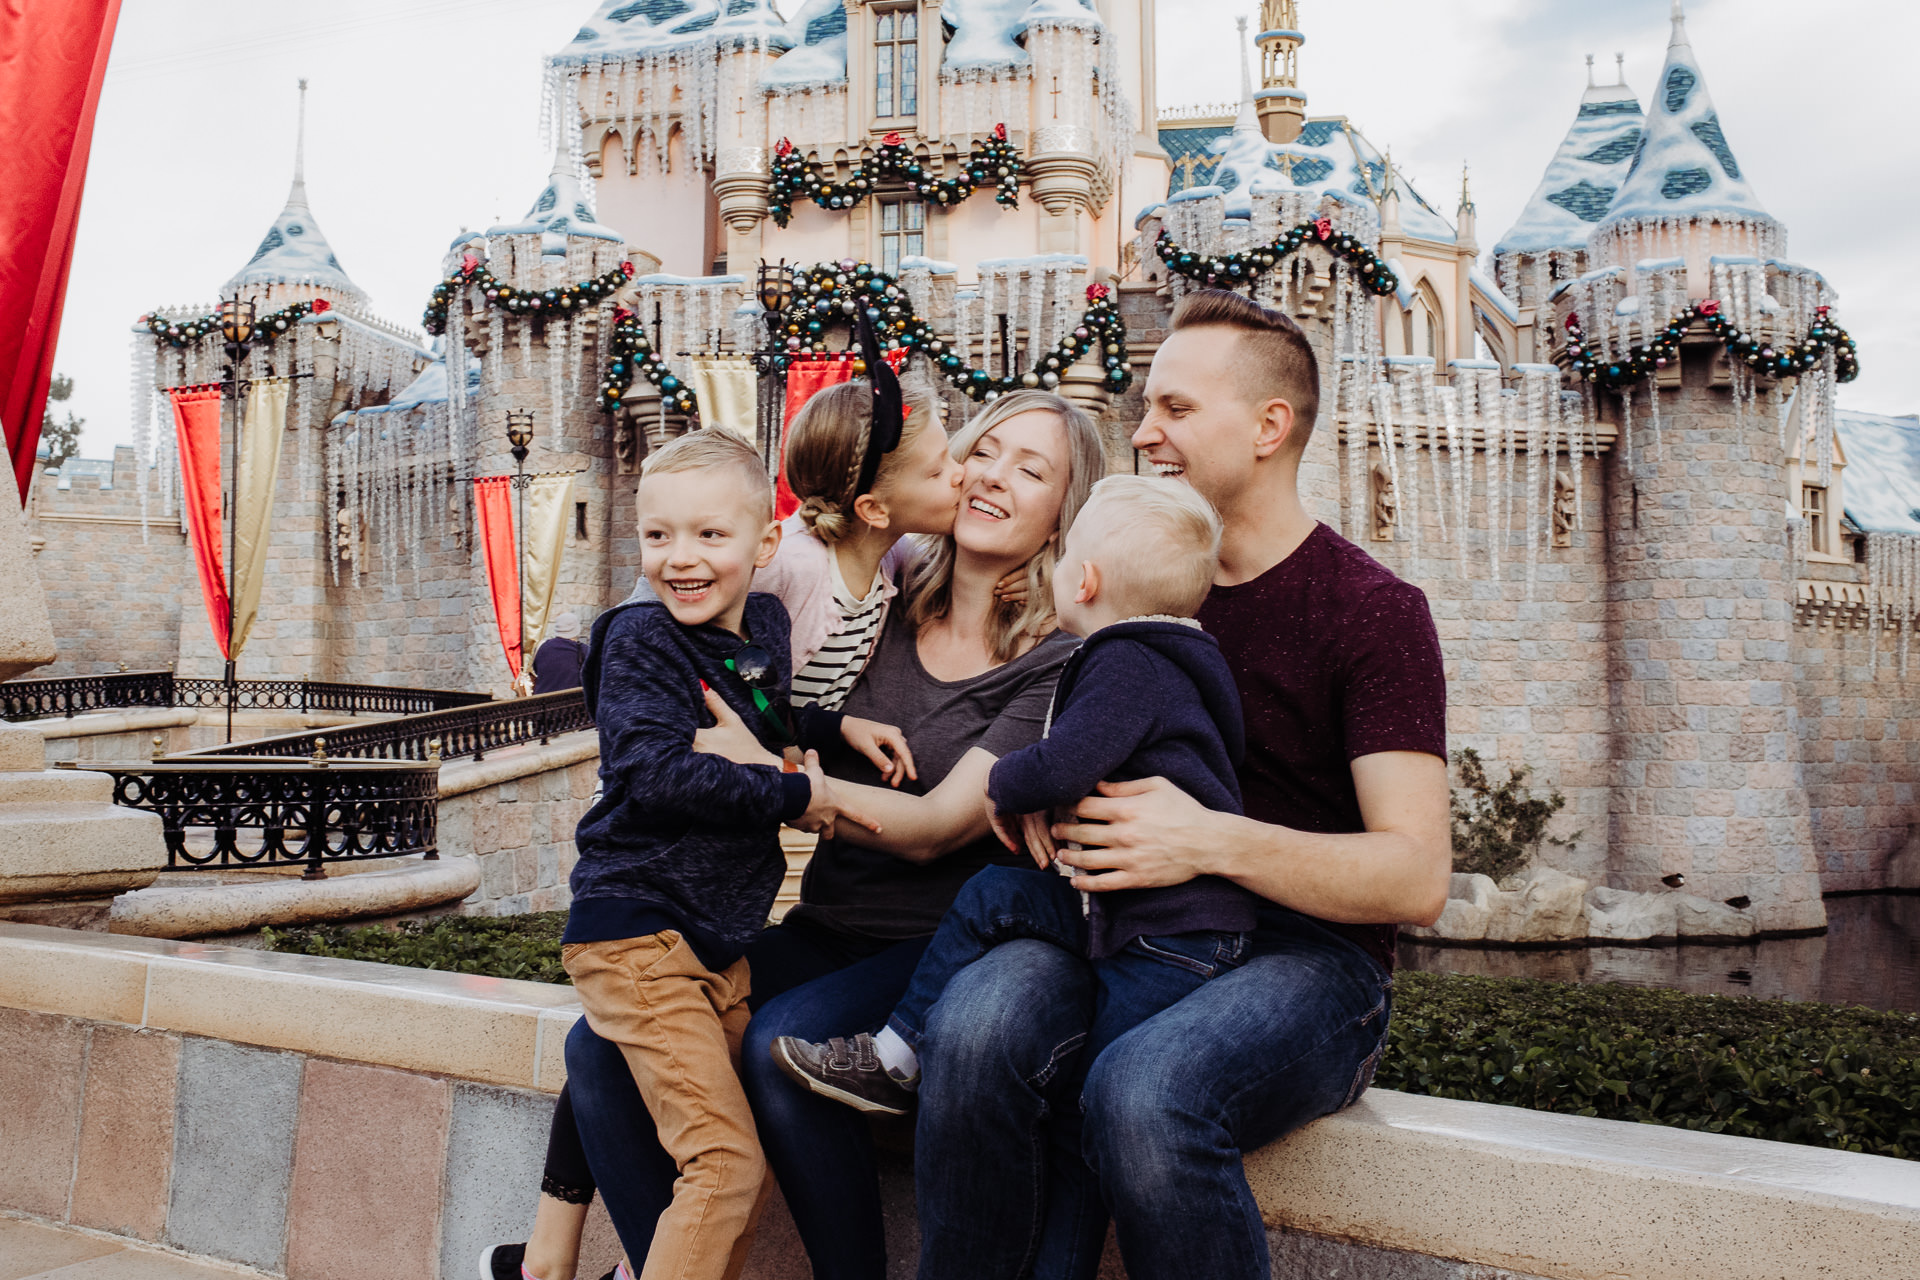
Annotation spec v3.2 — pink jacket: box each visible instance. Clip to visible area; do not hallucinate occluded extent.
[754,517,911,673]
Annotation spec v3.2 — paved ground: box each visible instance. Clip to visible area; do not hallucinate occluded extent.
[0,1218,252,1280]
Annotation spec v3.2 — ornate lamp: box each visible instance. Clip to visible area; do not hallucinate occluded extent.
[505,409,535,465]
[756,259,794,316]
[217,299,256,348]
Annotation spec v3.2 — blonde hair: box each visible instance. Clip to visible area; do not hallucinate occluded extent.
[784,376,940,544]
[1066,475,1222,619]
[639,427,773,525]
[904,391,1106,663]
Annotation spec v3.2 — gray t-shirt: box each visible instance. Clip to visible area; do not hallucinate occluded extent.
[785,611,1077,941]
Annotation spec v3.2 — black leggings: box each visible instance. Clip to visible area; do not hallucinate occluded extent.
[541,1083,596,1205]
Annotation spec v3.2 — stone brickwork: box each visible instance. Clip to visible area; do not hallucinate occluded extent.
[438,733,601,916]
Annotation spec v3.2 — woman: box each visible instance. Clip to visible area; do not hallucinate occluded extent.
[564,390,1107,1280]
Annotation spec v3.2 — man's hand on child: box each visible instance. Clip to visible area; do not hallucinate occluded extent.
[840,716,917,787]
[693,687,782,768]
[796,750,882,840]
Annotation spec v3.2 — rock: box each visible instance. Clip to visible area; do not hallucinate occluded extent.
[1405,873,1498,941]
[1673,892,1757,939]
[1483,865,1589,944]
[1584,886,1678,942]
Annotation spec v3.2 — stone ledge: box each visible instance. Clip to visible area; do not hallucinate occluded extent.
[437,731,598,799]
[108,857,480,940]
[4,924,1919,1279]
[23,707,200,741]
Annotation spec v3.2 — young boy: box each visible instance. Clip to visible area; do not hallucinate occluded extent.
[769,475,1259,1115]
[565,428,886,1280]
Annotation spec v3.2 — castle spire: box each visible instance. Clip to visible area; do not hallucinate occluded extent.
[1585,54,1595,88]
[1234,16,1258,133]
[222,78,365,306]
[1253,0,1306,145]
[1670,0,1689,46]
[292,78,307,198]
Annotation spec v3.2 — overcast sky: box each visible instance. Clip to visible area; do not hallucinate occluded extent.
[53,0,1920,457]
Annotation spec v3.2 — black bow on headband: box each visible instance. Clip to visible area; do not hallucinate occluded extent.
[852,307,905,499]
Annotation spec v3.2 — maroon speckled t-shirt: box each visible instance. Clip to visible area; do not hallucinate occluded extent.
[1197,522,1447,970]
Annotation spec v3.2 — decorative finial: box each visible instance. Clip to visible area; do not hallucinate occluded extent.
[1232,15,1257,132]
[1616,53,1626,85]
[150,735,166,761]
[1460,163,1474,212]
[427,738,443,765]
[294,79,308,190]
[1669,0,1688,45]
[310,736,329,769]
[1585,54,1595,88]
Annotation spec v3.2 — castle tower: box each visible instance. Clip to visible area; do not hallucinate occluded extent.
[1253,0,1305,143]
[1022,0,1108,253]
[222,80,367,310]
[1578,3,1825,934]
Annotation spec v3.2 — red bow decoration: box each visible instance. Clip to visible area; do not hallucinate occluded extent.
[1313,218,1333,241]
[1086,283,1110,301]
[775,136,793,157]
[461,254,480,276]
[1564,313,1580,330]
[1698,299,1721,317]
[1816,304,1831,316]
[620,261,635,278]
[311,298,331,313]
[882,131,904,147]
[992,122,1007,141]
[613,306,633,323]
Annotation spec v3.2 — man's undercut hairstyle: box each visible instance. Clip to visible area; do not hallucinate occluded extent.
[1069,474,1223,619]
[640,427,774,526]
[1171,289,1320,451]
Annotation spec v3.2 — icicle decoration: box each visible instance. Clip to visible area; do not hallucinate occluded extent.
[1418,361,1446,548]
[1484,369,1505,586]
[548,316,568,450]
[1441,383,1467,577]
[129,334,155,540]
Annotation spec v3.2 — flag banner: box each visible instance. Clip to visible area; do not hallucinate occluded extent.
[777,351,907,520]
[230,377,289,658]
[0,0,123,502]
[688,356,757,437]
[473,476,521,680]
[169,386,229,658]
[521,474,574,653]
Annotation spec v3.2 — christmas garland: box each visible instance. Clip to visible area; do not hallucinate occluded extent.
[423,254,635,336]
[139,298,331,349]
[769,126,1023,228]
[1564,301,1859,392]
[598,260,1133,414]
[1154,216,1399,297]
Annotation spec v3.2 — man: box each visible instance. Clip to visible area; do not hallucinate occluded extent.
[913,289,1451,1280]
[532,611,587,694]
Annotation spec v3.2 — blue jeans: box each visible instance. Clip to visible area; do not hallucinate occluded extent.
[913,904,1392,1280]
[563,918,929,1280]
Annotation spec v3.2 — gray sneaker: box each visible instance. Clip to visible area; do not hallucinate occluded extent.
[770,1033,917,1116]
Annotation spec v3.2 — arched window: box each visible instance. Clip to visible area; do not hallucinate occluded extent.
[875,6,919,120]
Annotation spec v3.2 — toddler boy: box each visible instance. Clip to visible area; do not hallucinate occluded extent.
[564,428,879,1280]
[770,474,1258,1115]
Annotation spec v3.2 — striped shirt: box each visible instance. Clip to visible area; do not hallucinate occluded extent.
[790,558,890,711]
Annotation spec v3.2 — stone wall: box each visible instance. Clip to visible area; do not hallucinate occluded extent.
[439,731,600,916]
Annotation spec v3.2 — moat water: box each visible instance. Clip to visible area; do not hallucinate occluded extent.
[1398,893,1920,1015]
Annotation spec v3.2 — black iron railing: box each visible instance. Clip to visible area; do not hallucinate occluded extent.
[183,688,594,764]
[1,671,492,721]
[82,753,441,876]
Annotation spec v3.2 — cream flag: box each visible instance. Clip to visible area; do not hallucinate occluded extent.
[231,377,289,657]
[521,473,575,651]
[688,356,757,436]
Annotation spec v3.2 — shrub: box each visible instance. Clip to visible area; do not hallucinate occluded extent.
[1449,747,1573,881]
[1378,971,1920,1161]
[262,912,569,984]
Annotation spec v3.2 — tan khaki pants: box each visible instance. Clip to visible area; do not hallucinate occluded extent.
[562,932,769,1280]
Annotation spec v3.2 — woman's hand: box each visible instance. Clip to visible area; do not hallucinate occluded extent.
[991,566,1029,605]
[840,716,917,787]
[793,750,883,840]
[692,687,782,769]
[1051,776,1218,892]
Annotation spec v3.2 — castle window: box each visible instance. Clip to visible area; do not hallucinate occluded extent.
[1802,484,1828,553]
[874,7,918,119]
[878,198,925,274]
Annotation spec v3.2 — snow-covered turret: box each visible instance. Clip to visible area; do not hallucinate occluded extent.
[1589,1,1781,284]
[1022,0,1126,228]
[1493,55,1642,309]
[487,138,625,259]
[222,80,366,309]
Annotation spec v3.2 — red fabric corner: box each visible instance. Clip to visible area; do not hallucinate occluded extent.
[473,476,521,678]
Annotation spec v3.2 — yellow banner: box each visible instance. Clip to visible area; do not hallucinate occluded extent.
[231,377,289,658]
[521,473,574,653]
[688,356,757,436]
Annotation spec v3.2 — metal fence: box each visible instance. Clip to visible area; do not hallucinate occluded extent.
[1,671,492,721]
[84,754,441,876]
[182,688,594,764]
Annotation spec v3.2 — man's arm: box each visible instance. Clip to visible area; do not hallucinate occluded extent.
[1051,750,1451,927]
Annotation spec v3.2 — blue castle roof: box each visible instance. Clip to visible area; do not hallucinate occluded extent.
[1496,75,1644,257]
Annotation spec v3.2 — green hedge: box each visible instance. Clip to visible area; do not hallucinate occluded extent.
[264,918,1920,1161]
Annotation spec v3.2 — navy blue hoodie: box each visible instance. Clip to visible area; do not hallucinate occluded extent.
[565,593,839,969]
[987,618,1258,958]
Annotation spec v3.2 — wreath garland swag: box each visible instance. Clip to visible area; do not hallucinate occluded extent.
[1564,301,1859,392]
[769,126,1024,228]
[1155,216,1400,297]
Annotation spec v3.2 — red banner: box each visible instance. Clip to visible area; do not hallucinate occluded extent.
[0,0,124,503]
[169,386,229,659]
[778,351,907,520]
[473,476,521,678]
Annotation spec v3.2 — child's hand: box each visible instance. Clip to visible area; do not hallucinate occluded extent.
[840,716,917,787]
[991,566,1029,605]
[794,750,882,840]
[1021,810,1058,870]
[988,798,1020,855]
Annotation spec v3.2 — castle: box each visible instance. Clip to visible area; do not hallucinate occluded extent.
[26,0,1920,937]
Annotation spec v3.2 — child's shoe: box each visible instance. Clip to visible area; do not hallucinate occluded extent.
[770,1032,917,1115]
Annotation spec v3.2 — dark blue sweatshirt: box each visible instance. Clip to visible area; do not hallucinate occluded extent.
[565,594,840,970]
[987,618,1258,958]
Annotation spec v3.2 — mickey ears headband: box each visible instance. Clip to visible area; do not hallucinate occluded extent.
[852,307,905,499]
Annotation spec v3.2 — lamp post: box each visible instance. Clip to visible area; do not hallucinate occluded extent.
[752,260,794,467]
[217,296,256,743]
[504,409,535,693]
